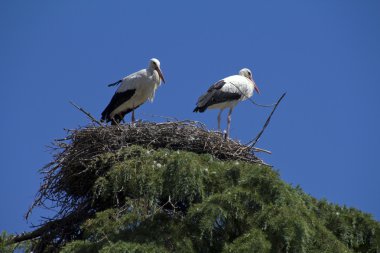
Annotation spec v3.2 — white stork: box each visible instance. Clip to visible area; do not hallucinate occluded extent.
[101,58,165,124]
[193,68,260,137]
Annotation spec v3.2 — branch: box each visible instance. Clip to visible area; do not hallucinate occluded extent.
[9,226,47,244]
[9,208,90,246]
[248,92,286,147]
[69,101,103,126]
[141,113,179,122]
[252,147,272,154]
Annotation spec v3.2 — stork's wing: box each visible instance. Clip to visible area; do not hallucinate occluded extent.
[207,80,226,92]
[193,80,241,112]
[101,72,145,122]
[116,70,145,92]
[101,89,136,122]
[102,71,141,122]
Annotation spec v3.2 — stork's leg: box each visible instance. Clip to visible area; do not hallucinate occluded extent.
[217,109,223,132]
[131,109,136,123]
[226,107,233,138]
[111,116,120,126]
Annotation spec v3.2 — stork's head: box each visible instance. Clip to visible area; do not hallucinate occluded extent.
[239,68,260,94]
[149,58,165,84]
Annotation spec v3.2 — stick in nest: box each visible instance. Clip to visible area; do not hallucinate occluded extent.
[247,92,287,147]
[69,101,103,126]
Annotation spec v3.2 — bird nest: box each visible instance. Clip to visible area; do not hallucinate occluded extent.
[28,121,263,218]
[69,120,261,162]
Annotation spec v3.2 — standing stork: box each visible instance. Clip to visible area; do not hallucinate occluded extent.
[193,68,260,137]
[101,58,165,124]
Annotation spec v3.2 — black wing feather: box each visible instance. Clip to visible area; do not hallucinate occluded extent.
[110,104,141,125]
[207,80,226,91]
[101,89,136,122]
[108,79,122,87]
[193,80,241,112]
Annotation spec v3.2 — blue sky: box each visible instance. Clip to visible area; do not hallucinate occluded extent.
[1,1,380,233]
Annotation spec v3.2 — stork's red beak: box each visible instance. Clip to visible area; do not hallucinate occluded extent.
[254,84,260,94]
[249,76,260,94]
[156,66,166,84]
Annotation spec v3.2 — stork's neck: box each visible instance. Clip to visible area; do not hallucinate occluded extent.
[240,75,254,86]
[145,67,160,84]
[147,64,156,75]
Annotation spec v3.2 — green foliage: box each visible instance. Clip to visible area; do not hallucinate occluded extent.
[60,241,98,253]
[222,228,271,253]
[315,199,380,252]
[99,241,167,253]
[40,146,380,252]
[0,231,32,253]
[0,231,16,253]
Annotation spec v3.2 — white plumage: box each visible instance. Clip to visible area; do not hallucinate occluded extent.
[101,58,165,124]
[193,68,260,137]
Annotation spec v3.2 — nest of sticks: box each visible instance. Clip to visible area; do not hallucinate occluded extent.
[30,120,264,216]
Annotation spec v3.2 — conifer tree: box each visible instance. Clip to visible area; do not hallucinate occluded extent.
[3,123,380,253]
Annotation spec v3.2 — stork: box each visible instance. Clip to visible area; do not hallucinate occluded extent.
[193,68,260,137]
[101,58,165,124]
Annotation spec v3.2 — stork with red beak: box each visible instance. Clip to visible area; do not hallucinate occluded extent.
[193,68,260,137]
[101,58,165,124]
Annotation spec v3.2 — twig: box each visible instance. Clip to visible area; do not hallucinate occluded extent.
[141,113,179,122]
[151,196,176,217]
[250,100,278,108]
[248,92,286,147]
[69,101,103,126]
[229,82,278,108]
[252,147,272,154]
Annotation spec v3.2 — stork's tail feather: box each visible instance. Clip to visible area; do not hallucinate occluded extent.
[101,111,121,125]
[193,92,213,113]
[101,108,111,123]
[107,79,122,87]
[193,106,207,113]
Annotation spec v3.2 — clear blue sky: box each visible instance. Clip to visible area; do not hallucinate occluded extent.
[1,1,379,234]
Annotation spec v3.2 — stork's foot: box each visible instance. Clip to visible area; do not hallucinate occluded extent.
[214,129,224,137]
[223,130,228,140]
[130,119,142,127]
[111,120,123,131]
